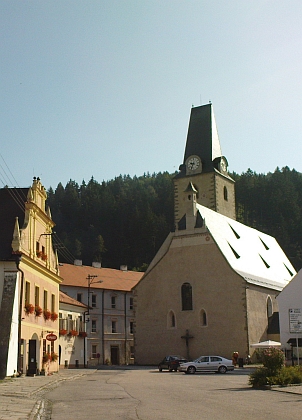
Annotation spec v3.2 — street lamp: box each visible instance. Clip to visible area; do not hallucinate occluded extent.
[83,274,103,368]
[87,274,103,315]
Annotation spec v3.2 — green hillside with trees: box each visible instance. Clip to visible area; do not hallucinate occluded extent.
[47,166,302,272]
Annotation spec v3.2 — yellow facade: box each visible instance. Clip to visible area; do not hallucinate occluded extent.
[12,178,62,375]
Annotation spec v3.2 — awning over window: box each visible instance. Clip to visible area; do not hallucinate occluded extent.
[287,338,302,346]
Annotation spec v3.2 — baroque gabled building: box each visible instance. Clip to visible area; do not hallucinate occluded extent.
[0,177,61,378]
[133,104,296,365]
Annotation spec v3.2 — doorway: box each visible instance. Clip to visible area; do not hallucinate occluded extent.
[111,346,119,365]
[28,339,37,375]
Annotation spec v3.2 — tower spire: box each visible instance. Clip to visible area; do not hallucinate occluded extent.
[183,103,222,173]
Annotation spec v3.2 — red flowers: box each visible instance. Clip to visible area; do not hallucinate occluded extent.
[35,305,43,317]
[24,303,34,315]
[43,310,51,321]
[51,312,58,321]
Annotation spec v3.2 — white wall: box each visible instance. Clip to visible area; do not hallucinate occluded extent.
[277,270,302,351]
[2,270,19,377]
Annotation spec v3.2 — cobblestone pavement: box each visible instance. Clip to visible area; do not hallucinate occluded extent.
[0,369,96,420]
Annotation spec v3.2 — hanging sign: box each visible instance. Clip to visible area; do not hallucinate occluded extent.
[46,333,57,341]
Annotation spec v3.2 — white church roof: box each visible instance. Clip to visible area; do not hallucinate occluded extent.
[197,204,296,291]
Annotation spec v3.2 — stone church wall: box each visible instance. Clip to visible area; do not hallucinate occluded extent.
[134,237,250,365]
[246,285,279,349]
[174,172,235,225]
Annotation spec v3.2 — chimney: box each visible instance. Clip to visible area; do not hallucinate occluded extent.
[92,262,102,268]
[120,265,127,271]
[74,259,82,266]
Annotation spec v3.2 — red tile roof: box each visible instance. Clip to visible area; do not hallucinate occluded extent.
[59,263,143,292]
[59,290,87,308]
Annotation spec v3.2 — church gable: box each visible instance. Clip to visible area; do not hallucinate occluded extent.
[0,178,58,273]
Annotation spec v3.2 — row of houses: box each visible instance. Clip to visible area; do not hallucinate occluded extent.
[1,103,302,378]
[0,177,143,378]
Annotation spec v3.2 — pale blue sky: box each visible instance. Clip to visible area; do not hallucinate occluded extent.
[1,1,302,190]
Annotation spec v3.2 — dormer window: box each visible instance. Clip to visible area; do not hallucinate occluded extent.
[284,263,294,277]
[228,242,240,259]
[229,224,240,239]
[260,237,269,250]
[259,254,270,268]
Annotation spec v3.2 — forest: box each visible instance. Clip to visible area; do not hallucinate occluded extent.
[46,166,302,272]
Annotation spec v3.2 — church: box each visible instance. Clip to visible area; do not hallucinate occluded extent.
[133,104,296,365]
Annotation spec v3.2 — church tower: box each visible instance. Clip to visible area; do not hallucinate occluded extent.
[174,104,236,228]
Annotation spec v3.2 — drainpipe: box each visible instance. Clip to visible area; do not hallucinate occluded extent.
[83,311,89,368]
[15,254,24,376]
[102,290,105,365]
[124,292,127,364]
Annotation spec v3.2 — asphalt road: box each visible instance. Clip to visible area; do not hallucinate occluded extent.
[43,368,302,420]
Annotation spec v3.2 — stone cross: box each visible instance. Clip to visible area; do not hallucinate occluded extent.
[181,329,194,360]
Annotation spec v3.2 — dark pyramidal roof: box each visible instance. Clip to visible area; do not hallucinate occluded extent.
[176,103,223,177]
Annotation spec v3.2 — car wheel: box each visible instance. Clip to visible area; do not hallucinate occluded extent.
[159,367,163,372]
[187,366,196,374]
[218,366,227,374]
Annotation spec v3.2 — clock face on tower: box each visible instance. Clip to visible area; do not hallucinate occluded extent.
[186,156,201,171]
[219,157,228,173]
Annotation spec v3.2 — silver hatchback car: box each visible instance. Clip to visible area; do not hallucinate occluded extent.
[178,355,234,374]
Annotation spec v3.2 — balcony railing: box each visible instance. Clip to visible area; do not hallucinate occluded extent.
[59,318,85,332]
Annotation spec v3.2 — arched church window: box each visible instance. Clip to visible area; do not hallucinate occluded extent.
[200,309,207,326]
[224,186,228,201]
[167,310,176,328]
[181,283,193,311]
[267,296,273,319]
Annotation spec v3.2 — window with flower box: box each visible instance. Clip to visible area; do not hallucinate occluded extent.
[51,294,55,313]
[35,286,39,306]
[44,290,48,310]
[25,281,30,304]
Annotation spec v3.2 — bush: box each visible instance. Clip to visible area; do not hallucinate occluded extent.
[249,367,270,388]
[249,365,302,388]
[249,348,288,388]
[262,348,285,375]
[274,366,302,386]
